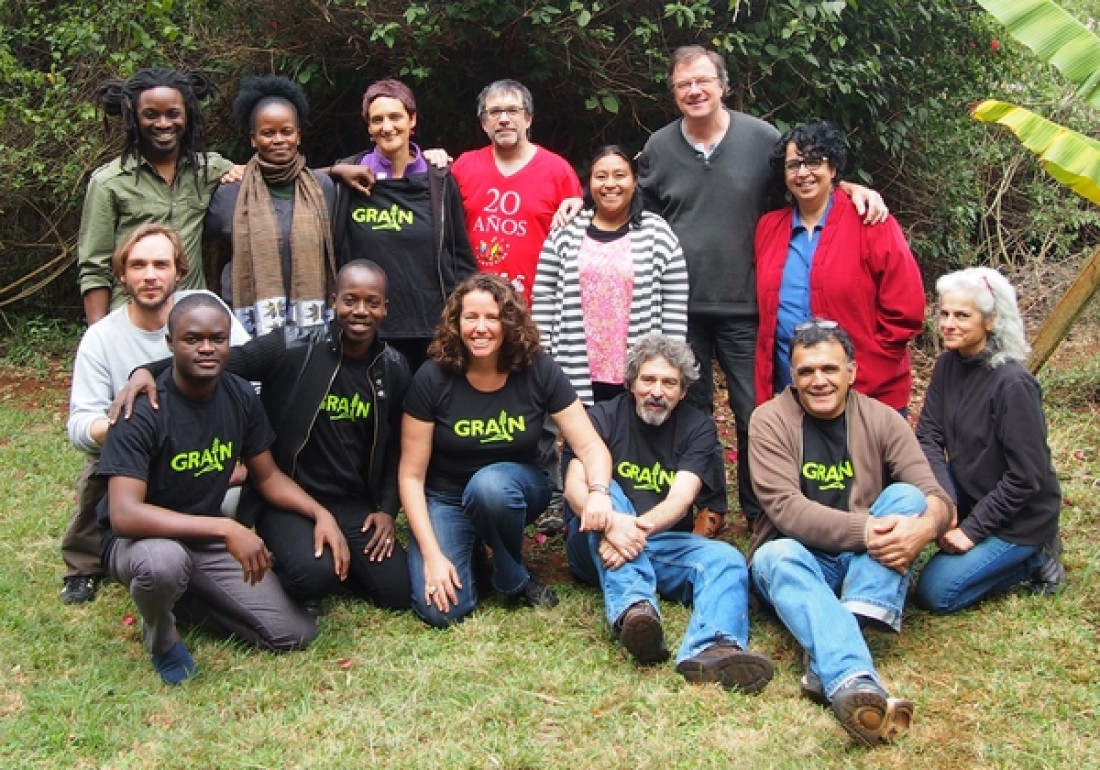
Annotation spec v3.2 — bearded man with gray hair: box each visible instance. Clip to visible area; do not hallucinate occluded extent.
[562,333,773,693]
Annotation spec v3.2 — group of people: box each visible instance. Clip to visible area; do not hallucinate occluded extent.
[58,46,1065,748]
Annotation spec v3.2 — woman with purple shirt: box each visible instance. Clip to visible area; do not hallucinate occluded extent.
[332,78,475,371]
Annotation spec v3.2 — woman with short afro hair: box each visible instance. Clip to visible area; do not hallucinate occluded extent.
[205,74,337,336]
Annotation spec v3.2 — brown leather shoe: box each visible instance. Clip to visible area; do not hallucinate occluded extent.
[830,676,914,746]
[692,507,726,538]
[616,600,669,665]
[675,642,774,694]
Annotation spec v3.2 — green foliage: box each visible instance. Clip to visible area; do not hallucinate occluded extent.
[0,314,80,374]
[0,0,1095,315]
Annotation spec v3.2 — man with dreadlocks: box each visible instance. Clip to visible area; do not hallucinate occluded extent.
[78,68,235,325]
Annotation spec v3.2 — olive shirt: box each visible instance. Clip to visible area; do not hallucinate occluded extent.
[78,152,235,310]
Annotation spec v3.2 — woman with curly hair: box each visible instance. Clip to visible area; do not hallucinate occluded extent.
[332,78,476,371]
[914,267,1065,613]
[205,75,337,336]
[399,273,613,626]
[753,120,925,412]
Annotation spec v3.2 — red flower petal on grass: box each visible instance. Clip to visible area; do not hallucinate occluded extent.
[727,450,738,463]
[535,533,547,545]
[1073,450,1086,460]
[122,614,135,627]
[337,658,354,670]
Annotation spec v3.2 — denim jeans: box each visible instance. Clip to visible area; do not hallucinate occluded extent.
[684,313,761,521]
[408,462,550,627]
[750,483,926,698]
[914,535,1041,614]
[566,482,751,663]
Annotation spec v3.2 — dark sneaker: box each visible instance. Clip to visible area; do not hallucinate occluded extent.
[535,504,565,537]
[60,576,98,605]
[1030,534,1067,595]
[152,639,199,686]
[676,641,774,694]
[616,600,670,665]
[830,675,913,746]
[800,670,829,706]
[518,576,559,608]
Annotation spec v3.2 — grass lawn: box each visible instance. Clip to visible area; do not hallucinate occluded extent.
[0,344,1096,769]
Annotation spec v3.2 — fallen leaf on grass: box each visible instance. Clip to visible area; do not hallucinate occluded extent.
[337,658,354,670]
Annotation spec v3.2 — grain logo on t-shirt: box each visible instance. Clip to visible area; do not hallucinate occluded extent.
[170,438,234,477]
[351,204,415,231]
[801,460,853,492]
[454,410,525,443]
[617,460,675,496]
[321,391,372,423]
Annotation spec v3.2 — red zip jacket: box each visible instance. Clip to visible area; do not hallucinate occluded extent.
[753,190,925,410]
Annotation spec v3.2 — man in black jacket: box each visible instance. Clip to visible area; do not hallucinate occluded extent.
[122,260,412,609]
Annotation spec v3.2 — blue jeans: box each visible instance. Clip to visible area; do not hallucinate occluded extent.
[566,483,751,663]
[684,313,761,521]
[914,535,1041,614]
[750,483,925,698]
[408,463,550,627]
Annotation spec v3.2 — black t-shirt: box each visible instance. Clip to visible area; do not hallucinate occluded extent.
[403,355,577,493]
[340,175,438,339]
[800,411,853,511]
[96,369,276,554]
[292,354,375,502]
[570,392,727,532]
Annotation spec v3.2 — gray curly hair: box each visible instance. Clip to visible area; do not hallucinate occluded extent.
[623,333,699,390]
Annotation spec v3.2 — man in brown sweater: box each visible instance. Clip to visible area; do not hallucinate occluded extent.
[747,320,953,747]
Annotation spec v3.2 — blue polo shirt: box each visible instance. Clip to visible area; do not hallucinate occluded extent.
[774,198,832,391]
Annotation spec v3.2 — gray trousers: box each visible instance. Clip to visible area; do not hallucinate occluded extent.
[106,538,317,655]
[61,454,106,579]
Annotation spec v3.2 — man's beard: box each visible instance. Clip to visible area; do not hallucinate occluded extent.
[637,397,672,426]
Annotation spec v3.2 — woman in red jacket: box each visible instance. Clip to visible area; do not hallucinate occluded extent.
[753,121,925,412]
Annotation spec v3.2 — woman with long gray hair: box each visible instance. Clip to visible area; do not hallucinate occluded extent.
[914,267,1064,613]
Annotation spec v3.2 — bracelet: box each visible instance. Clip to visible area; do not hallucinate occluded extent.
[588,483,611,495]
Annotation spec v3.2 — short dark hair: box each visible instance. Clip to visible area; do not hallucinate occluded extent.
[232,74,309,132]
[769,120,849,182]
[428,273,542,374]
[168,292,229,335]
[582,145,644,227]
[789,320,855,365]
[336,259,388,295]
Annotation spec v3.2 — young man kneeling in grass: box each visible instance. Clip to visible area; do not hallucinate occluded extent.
[97,293,348,684]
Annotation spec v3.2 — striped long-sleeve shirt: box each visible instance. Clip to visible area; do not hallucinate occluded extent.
[532,209,688,405]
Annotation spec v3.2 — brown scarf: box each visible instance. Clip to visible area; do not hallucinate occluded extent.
[231,153,335,335]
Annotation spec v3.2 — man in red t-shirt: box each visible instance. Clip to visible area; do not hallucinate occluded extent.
[450,79,582,304]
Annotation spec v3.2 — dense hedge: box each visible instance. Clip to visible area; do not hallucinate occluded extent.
[1,0,1096,318]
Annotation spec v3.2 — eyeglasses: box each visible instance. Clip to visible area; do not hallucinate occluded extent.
[794,319,839,332]
[784,156,828,173]
[671,76,720,93]
[483,106,526,120]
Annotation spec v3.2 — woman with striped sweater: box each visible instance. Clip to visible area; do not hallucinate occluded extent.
[532,145,688,406]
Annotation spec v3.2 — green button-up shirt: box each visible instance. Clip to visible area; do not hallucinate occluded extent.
[77,152,235,309]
